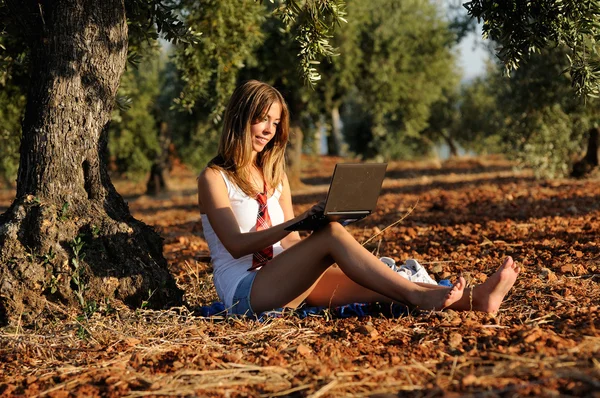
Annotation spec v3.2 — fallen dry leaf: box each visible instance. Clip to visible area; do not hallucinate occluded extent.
[1,155,599,397]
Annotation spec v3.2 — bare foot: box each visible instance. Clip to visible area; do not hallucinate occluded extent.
[472,256,520,313]
[412,276,466,310]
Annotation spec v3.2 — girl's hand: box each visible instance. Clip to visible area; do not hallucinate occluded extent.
[306,200,326,217]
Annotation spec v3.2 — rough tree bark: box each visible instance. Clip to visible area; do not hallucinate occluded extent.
[571,127,599,178]
[0,0,181,326]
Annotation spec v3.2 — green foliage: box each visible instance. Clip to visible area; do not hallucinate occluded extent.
[166,0,265,169]
[514,106,587,178]
[455,76,501,151]
[42,248,56,266]
[464,0,600,98]
[125,0,201,48]
[337,0,459,159]
[91,224,101,238]
[58,202,70,221]
[140,288,158,310]
[0,0,350,185]
[241,0,463,160]
[172,0,347,113]
[109,48,163,180]
[0,75,25,185]
[168,1,348,170]
[240,2,325,130]
[174,0,266,115]
[176,119,221,170]
[436,72,506,157]
[0,3,31,83]
[341,95,430,160]
[273,0,347,85]
[496,48,593,177]
[454,48,593,177]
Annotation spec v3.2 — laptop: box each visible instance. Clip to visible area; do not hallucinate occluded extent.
[285,163,387,231]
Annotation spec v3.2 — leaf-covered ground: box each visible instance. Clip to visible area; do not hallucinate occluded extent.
[1,156,599,397]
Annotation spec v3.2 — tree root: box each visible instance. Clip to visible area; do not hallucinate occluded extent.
[0,195,182,326]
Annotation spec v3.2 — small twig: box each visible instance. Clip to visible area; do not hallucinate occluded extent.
[480,236,523,247]
[14,289,24,337]
[411,359,436,377]
[480,235,494,246]
[265,384,312,397]
[525,313,556,324]
[375,237,382,257]
[309,379,338,398]
[38,2,46,31]
[362,200,419,246]
[448,355,459,385]
[469,287,474,312]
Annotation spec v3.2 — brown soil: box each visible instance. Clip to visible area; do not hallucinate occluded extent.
[1,155,599,397]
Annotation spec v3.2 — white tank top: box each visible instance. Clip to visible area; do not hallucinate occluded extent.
[201,170,284,307]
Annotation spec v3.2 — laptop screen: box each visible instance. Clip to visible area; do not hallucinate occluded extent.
[323,163,387,215]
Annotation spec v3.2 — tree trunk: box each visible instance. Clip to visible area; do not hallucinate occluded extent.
[0,0,181,326]
[440,130,459,158]
[327,105,344,156]
[146,163,169,196]
[571,127,599,178]
[146,122,171,196]
[286,124,304,190]
[312,121,322,157]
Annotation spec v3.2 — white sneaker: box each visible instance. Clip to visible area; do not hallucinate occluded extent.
[401,259,438,285]
[380,257,437,285]
[379,256,398,271]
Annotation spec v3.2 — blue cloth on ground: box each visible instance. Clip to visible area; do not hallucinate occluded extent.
[197,301,226,317]
[195,279,452,320]
[194,301,410,320]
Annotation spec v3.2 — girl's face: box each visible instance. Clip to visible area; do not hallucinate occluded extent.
[250,102,281,156]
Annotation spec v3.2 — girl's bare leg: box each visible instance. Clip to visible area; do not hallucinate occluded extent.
[251,222,465,314]
[303,266,392,307]
[304,256,519,313]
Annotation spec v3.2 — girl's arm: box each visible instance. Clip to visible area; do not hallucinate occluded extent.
[198,167,306,259]
[279,173,303,249]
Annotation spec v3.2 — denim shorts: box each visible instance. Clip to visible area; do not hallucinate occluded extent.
[229,272,257,316]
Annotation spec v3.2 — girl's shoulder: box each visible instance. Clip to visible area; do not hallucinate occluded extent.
[200,166,247,199]
[198,166,221,182]
[198,166,229,190]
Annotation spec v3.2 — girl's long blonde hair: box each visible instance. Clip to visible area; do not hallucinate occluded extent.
[208,80,289,197]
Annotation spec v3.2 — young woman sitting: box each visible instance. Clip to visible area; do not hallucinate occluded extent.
[197,80,520,317]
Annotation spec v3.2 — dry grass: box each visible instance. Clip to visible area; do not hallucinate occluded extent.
[1,156,600,397]
[2,299,599,396]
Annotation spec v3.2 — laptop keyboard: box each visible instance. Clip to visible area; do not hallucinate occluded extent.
[307,211,325,221]
[292,211,326,230]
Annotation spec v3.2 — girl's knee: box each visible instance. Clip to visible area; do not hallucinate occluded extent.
[308,222,349,249]
[321,221,347,237]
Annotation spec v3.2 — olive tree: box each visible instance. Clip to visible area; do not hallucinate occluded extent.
[0,0,346,325]
[464,0,600,176]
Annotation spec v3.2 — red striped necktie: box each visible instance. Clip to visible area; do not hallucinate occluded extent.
[248,185,273,271]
